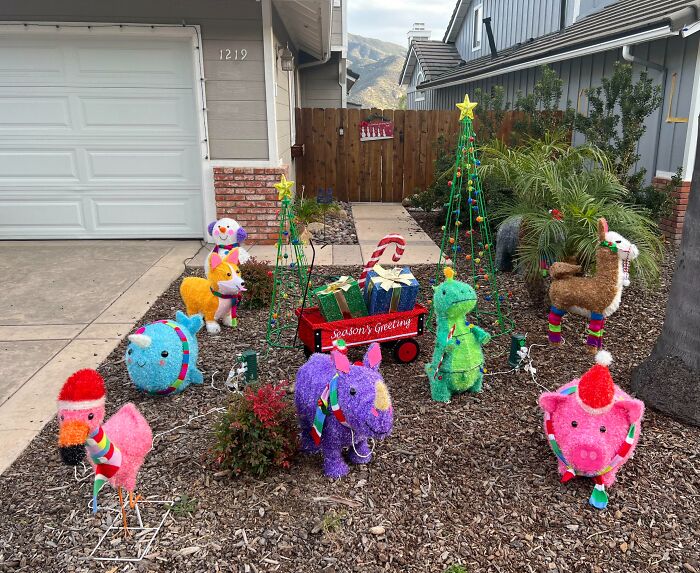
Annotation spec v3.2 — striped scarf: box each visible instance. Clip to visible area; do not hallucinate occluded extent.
[210,289,242,321]
[213,243,239,255]
[86,426,122,513]
[311,374,349,445]
[544,385,636,509]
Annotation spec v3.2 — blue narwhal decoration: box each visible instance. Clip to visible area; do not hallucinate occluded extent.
[126,311,204,395]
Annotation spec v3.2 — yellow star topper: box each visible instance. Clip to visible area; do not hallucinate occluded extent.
[456,93,478,121]
[274,174,295,201]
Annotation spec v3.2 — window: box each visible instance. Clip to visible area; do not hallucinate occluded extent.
[472,4,482,51]
[415,71,425,102]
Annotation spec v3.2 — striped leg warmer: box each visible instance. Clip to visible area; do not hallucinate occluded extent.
[586,313,605,349]
[548,306,566,344]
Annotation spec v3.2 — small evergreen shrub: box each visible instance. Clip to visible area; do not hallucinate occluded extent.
[240,257,273,309]
[294,193,342,225]
[213,381,298,477]
[411,135,456,214]
[629,167,681,222]
[513,65,575,141]
[473,85,509,141]
[575,62,663,193]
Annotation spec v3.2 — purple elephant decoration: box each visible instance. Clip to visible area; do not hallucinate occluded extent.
[295,342,393,478]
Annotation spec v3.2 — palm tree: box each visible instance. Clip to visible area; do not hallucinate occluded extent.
[480,135,664,288]
[631,140,700,426]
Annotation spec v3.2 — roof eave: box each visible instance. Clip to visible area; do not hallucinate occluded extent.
[420,24,676,91]
[399,44,418,85]
[443,0,469,43]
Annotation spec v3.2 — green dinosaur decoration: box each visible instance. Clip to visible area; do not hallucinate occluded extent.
[425,267,491,402]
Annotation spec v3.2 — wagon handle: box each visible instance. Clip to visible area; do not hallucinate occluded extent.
[294,236,316,348]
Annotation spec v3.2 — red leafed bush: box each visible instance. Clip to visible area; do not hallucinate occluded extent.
[212,381,299,477]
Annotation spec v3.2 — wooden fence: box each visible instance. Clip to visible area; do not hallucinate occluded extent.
[294,108,461,203]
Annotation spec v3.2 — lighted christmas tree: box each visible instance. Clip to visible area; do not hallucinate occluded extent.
[430,94,514,336]
[266,175,311,349]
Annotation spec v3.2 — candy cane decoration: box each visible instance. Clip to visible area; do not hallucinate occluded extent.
[358,234,406,288]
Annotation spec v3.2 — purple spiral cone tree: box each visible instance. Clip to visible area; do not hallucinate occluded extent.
[294,342,393,478]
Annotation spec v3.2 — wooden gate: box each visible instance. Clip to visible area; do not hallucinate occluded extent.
[294,108,461,202]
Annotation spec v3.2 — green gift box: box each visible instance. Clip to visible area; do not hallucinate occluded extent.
[313,276,369,322]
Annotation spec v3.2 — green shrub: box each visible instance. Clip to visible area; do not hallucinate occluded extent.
[480,135,664,287]
[171,494,198,518]
[473,85,509,141]
[574,62,663,193]
[444,566,468,573]
[240,257,273,309]
[410,135,456,213]
[513,65,575,141]
[212,381,298,477]
[628,167,681,221]
[294,191,343,225]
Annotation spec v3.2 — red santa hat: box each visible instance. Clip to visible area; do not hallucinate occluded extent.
[57,369,106,411]
[576,350,615,415]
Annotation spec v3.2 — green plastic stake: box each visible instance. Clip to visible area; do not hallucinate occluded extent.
[238,350,258,384]
[508,333,527,368]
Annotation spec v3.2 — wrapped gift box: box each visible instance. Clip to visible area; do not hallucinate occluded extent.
[313,276,369,322]
[364,265,419,315]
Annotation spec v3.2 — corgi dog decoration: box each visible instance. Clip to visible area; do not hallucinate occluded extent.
[180,248,246,334]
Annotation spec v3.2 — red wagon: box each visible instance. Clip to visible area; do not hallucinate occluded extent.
[295,304,429,363]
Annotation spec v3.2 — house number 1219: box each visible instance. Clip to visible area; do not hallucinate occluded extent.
[219,48,247,61]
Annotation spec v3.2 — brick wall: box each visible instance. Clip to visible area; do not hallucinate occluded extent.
[214,166,288,245]
[654,176,690,244]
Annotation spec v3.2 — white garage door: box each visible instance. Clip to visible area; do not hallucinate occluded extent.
[0,31,203,239]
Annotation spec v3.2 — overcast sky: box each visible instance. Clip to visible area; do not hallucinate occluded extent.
[347,0,456,49]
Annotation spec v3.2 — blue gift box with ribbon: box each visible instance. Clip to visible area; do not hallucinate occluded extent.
[364,264,419,315]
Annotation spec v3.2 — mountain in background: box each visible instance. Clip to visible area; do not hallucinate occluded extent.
[347,33,407,109]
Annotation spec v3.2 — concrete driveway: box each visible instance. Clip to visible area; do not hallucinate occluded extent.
[0,239,201,474]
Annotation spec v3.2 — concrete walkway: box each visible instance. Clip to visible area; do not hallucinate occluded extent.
[0,240,201,474]
[190,203,440,267]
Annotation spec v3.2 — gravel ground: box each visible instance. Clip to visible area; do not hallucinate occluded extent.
[409,209,448,245]
[1,257,698,573]
[307,202,358,245]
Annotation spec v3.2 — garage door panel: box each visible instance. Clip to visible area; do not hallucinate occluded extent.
[0,43,65,83]
[91,195,202,232]
[75,45,193,87]
[1,199,84,229]
[0,37,195,88]
[79,94,195,134]
[0,150,79,179]
[0,96,72,131]
[86,149,200,182]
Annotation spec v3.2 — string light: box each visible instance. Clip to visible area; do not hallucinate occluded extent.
[428,94,514,337]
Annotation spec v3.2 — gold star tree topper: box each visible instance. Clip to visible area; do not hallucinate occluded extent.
[456,94,478,121]
[274,174,295,201]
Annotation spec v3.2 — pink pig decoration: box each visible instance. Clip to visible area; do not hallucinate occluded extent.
[538,351,644,509]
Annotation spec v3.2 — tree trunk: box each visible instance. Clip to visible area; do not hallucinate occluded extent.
[631,135,700,426]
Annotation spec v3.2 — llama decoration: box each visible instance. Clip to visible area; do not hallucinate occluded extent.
[548,218,639,352]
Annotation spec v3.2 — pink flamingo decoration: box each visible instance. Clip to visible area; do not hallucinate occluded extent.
[57,369,152,533]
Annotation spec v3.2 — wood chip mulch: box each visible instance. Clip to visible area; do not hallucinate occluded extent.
[1,256,698,573]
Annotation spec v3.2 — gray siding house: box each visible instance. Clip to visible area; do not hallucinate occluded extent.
[0,0,351,242]
[400,0,700,240]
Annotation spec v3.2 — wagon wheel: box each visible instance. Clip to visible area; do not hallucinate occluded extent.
[392,338,420,364]
[303,346,313,359]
